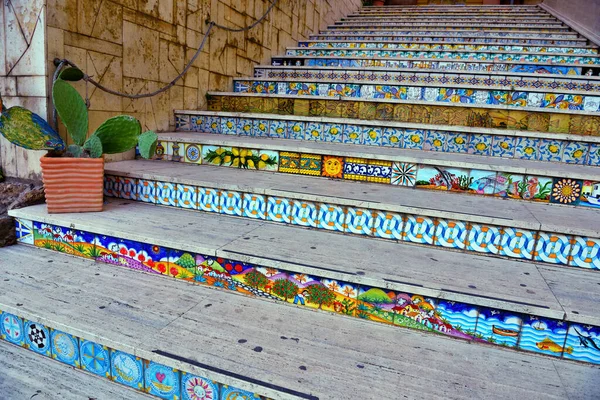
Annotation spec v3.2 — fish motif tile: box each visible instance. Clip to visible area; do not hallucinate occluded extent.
[563,324,600,364]
[468,170,498,195]
[519,317,568,357]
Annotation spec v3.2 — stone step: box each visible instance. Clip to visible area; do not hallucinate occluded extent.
[7,201,600,366]
[340,17,559,24]
[0,340,153,400]
[283,48,600,65]
[297,41,598,54]
[105,157,600,270]
[330,22,567,30]
[174,110,600,168]
[205,92,600,137]
[360,6,541,11]
[347,13,553,19]
[231,78,600,112]
[320,29,580,38]
[2,246,599,399]
[253,66,600,89]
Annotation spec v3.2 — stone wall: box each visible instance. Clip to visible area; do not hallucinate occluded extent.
[0,0,362,179]
[542,0,600,46]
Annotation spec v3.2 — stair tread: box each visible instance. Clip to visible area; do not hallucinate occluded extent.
[158,131,600,183]
[9,200,600,324]
[1,245,599,400]
[0,340,152,400]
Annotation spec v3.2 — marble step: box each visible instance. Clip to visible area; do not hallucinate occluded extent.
[330,22,567,29]
[340,17,558,24]
[8,201,600,366]
[106,157,600,269]
[309,35,588,46]
[320,29,580,38]
[205,92,600,137]
[348,13,553,19]
[297,41,598,55]
[2,246,600,399]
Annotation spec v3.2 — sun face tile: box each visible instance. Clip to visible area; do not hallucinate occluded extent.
[1,312,24,346]
[219,190,243,217]
[475,308,522,347]
[534,232,572,265]
[563,324,600,364]
[176,184,198,210]
[181,373,220,400]
[111,350,144,389]
[519,317,568,357]
[144,360,181,399]
[51,329,80,367]
[267,197,292,223]
[198,187,220,213]
[372,211,403,240]
[570,236,600,270]
[434,219,468,250]
[321,155,344,179]
[498,228,536,260]
[466,223,503,254]
[23,319,51,357]
[403,215,436,245]
[291,200,318,228]
[80,340,111,377]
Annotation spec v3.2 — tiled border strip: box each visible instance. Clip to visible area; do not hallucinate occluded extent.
[298,42,597,55]
[103,174,600,271]
[205,94,600,137]
[0,306,274,400]
[319,30,576,38]
[12,218,600,365]
[329,23,567,31]
[310,36,586,46]
[233,79,600,111]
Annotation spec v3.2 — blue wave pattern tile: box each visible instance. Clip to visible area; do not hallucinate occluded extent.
[372,211,404,240]
[499,228,536,260]
[476,308,522,347]
[435,220,468,250]
[318,203,346,232]
[403,215,436,245]
[570,237,600,270]
[435,301,479,339]
[519,317,568,357]
[564,325,600,364]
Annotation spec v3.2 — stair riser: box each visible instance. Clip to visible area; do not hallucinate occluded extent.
[253,69,600,92]
[340,18,558,24]
[0,307,275,400]
[285,49,599,65]
[11,218,600,366]
[175,112,600,168]
[233,81,600,112]
[310,37,587,46]
[298,42,597,55]
[331,23,566,30]
[206,95,600,137]
[320,30,579,38]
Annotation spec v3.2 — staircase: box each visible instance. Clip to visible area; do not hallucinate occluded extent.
[4,3,600,399]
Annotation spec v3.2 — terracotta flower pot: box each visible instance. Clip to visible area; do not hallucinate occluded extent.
[373,0,386,5]
[40,155,104,213]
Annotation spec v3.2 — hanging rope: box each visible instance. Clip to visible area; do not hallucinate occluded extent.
[53,0,279,100]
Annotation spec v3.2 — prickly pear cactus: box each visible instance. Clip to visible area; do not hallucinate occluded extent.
[92,115,141,154]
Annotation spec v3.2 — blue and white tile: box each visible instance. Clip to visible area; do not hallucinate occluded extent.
[175,114,191,131]
[515,137,540,160]
[51,329,80,367]
[446,132,469,153]
[403,129,424,150]
[243,193,266,220]
[219,191,243,217]
[156,182,177,207]
[434,219,468,250]
[372,211,403,240]
[190,115,204,131]
[253,119,269,137]
[318,203,346,232]
[239,119,254,136]
[177,184,198,210]
[14,218,34,245]
[323,123,343,143]
[220,385,259,400]
[104,175,120,198]
[80,340,111,377]
[534,232,572,265]
[1,312,24,346]
[287,121,305,140]
[382,128,403,148]
[181,372,220,400]
[291,200,318,227]
[305,122,324,141]
[111,350,144,389]
[519,317,568,357]
[475,308,522,347]
[570,236,600,270]
[564,324,600,364]
[468,134,492,156]
[583,96,600,112]
[198,187,220,213]
[267,197,292,224]
[587,143,600,166]
[201,116,221,134]
[221,117,239,135]
[527,91,545,107]
[345,208,373,236]
[563,142,588,164]
[403,215,436,245]
[435,301,479,337]
[136,179,156,203]
[391,163,418,187]
[362,126,383,146]
[184,144,202,164]
[406,86,423,101]
[144,361,180,399]
[342,124,363,145]
[423,87,439,102]
[538,139,564,162]
[424,130,446,152]
[23,320,51,356]
[499,228,536,260]
[269,120,287,138]
[491,136,516,158]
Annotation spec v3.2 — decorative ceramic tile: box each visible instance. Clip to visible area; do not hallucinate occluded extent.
[363,126,383,146]
[239,119,253,136]
[299,154,322,176]
[403,129,424,150]
[190,115,204,131]
[242,193,266,220]
[156,182,177,207]
[94,236,169,275]
[580,180,600,209]
[104,175,120,198]
[219,191,243,217]
[468,170,498,195]
[356,286,397,325]
[23,319,51,356]
[320,279,358,317]
[446,132,469,153]
[201,116,221,134]
[181,372,220,400]
[345,208,373,236]
[175,114,191,131]
[256,150,279,171]
[570,236,600,270]
[514,137,540,160]
[466,223,503,254]
[519,317,568,357]
[424,130,446,152]
[322,123,342,143]
[80,340,111,377]
[269,120,287,138]
[382,128,403,147]
[538,139,564,162]
[136,179,156,203]
[220,385,259,400]
[372,211,403,240]
[321,156,344,178]
[317,203,345,232]
[391,163,417,187]
[267,197,292,224]
[583,96,600,112]
[198,187,221,213]
[51,329,80,367]
[221,117,239,135]
[393,293,440,332]
[144,360,181,399]
[342,124,363,145]
[111,350,144,389]
[167,142,182,162]
[291,200,318,228]
[534,232,572,265]
[287,121,305,140]
[468,134,492,155]
[279,151,301,174]
[305,122,324,141]
[549,113,571,134]
[563,142,588,164]
[184,144,202,164]
[365,160,392,183]
[202,146,232,167]
[403,215,436,245]
[435,301,479,339]
[475,308,522,347]
[176,184,198,210]
[588,144,600,166]
[563,324,600,364]
[499,228,536,260]
[434,219,468,250]
[14,218,34,245]
[253,119,269,137]
[550,178,583,205]
[415,165,470,192]
[1,312,24,346]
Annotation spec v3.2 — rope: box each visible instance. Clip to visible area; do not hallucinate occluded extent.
[53,0,280,100]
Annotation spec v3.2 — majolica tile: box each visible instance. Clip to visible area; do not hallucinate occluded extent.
[580,180,600,209]
[167,142,182,162]
[175,185,197,210]
[202,116,221,134]
[104,175,120,198]
[175,114,191,131]
[446,132,469,153]
[515,137,540,160]
[111,350,144,389]
[468,134,492,155]
[267,197,292,224]
[80,340,111,377]
[424,130,446,152]
[318,203,346,232]
[394,293,441,332]
[239,119,253,136]
[323,123,343,143]
[382,128,403,147]
[563,142,588,164]
[220,385,260,400]
[291,200,318,228]
[564,324,600,364]
[156,182,177,207]
[320,279,358,317]
[519,317,568,357]
[466,223,502,254]
[570,236,600,270]
[507,110,529,130]
[538,139,563,162]
[550,178,582,205]
[469,170,499,195]
[219,191,243,217]
[190,115,204,131]
[51,329,80,367]
[269,120,287,138]
[356,286,398,325]
[183,144,202,164]
[534,232,572,265]
[435,301,479,339]
[321,156,344,178]
[342,124,363,145]
[137,179,156,203]
[345,208,373,236]
[144,360,180,399]
[363,126,383,146]
[403,129,424,150]
[168,250,200,281]
[242,193,266,220]
[498,228,536,260]
[279,151,300,174]
[1,312,24,346]
[305,122,324,141]
[221,117,238,135]
[14,218,34,245]
[299,154,322,176]
[181,373,220,400]
[403,215,436,245]
[548,113,571,133]
[94,236,169,275]
[198,187,221,213]
[475,308,522,347]
[583,96,600,112]
[23,319,51,357]
[391,163,417,187]
[372,211,403,240]
[415,165,469,192]
[202,146,232,166]
[434,219,468,250]
[588,144,600,166]
[253,119,269,137]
